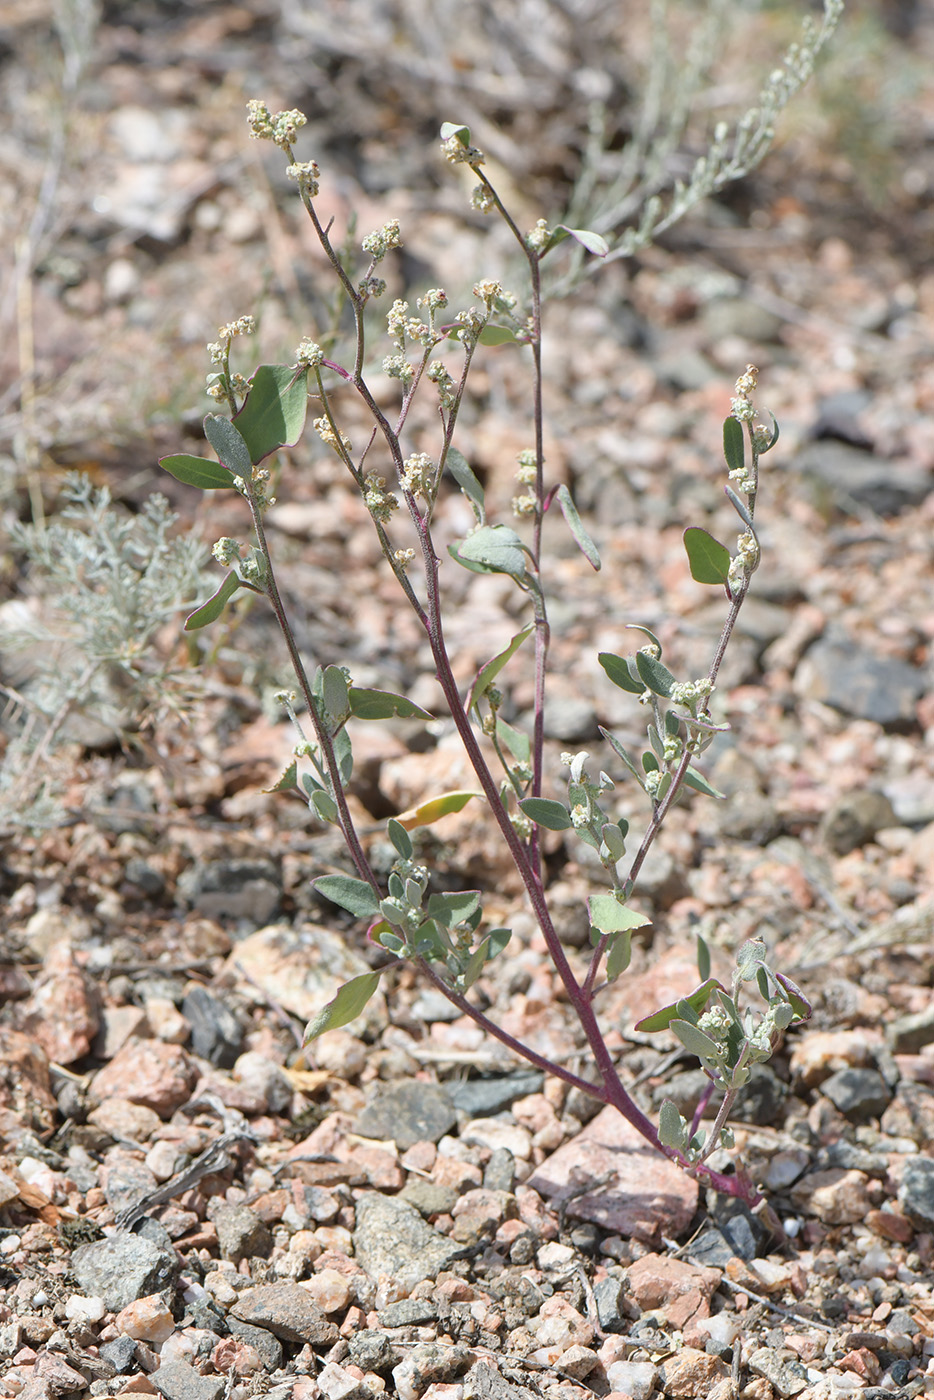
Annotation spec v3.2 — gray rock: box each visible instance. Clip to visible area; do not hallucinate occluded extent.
[819,791,898,856]
[212,1204,274,1264]
[887,1003,934,1054]
[181,988,242,1068]
[795,440,931,516]
[229,1283,339,1346]
[795,631,925,727]
[354,1081,456,1149]
[881,1080,934,1144]
[594,1273,628,1333]
[152,1361,226,1400]
[391,1343,472,1399]
[70,1229,177,1311]
[731,1065,789,1125]
[180,859,281,924]
[378,1298,439,1327]
[409,990,462,1023]
[814,1141,889,1177]
[898,1155,934,1228]
[102,1159,158,1215]
[447,1072,544,1118]
[226,1318,284,1371]
[348,1331,396,1373]
[99,1337,138,1374]
[821,1068,893,1121]
[353,1193,465,1291]
[701,298,783,344]
[542,695,598,743]
[746,1348,809,1397]
[398,1178,460,1218]
[692,1195,772,1267]
[484,1148,516,1194]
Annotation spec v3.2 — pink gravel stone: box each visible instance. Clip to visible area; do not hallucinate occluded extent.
[529,1105,698,1242]
[89,1037,197,1118]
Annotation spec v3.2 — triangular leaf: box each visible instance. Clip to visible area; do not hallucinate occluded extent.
[625,624,663,656]
[463,937,491,990]
[598,653,643,694]
[684,527,731,586]
[519,797,572,831]
[445,447,485,523]
[348,687,432,721]
[560,226,609,257]
[671,1017,723,1064]
[184,571,241,631]
[313,875,380,919]
[234,364,308,464]
[449,524,529,582]
[203,414,253,480]
[427,890,482,925]
[497,718,530,764]
[682,766,725,799]
[304,971,382,1041]
[552,484,600,570]
[466,623,535,712]
[159,454,236,490]
[634,978,722,1033]
[588,893,652,935]
[395,790,478,830]
[723,416,745,476]
[264,759,298,794]
[478,324,518,346]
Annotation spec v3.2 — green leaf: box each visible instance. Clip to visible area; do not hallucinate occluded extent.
[634,978,722,1032]
[184,571,241,631]
[684,527,731,586]
[333,727,353,784]
[588,893,652,935]
[599,728,646,787]
[322,665,350,727]
[466,623,535,712]
[497,718,530,765]
[547,225,610,258]
[600,822,626,862]
[696,933,711,983]
[665,709,681,737]
[724,484,756,530]
[159,454,236,490]
[682,766,725,799]
[775,971,811,1021]
[647,725,665,761]
[759,408,780,452]
[658,1099,686,1150]
[427,890,482,926]
[598,653,643,694]
[519,797,572,831]
[463,937,491,990]
[445,447,485,523]
[486,927,512,958]
[264,760,298,794]
[312,789,338,823]
[233,364,308,464]
[737,938,767,981]
[553,485,600,570]
[671,1017,723,1064]
[635,652,675,697]
[478,324,518,346]
[625,624,663,656]
[387,818,413,859]
[440,121,471,144]
[395,790,478,830]
[203,414,253,480]
[606,929,633,981]
[449,524,529,582]
[348,687,432,721]
[314,875,380,919]
[304,971,382,1041]
[723,415,745,476]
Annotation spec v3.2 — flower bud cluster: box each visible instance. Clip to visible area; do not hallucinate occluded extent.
[212,537,242,567]
[454,307,486,346]
[669,677,714,710]
[442,134,484,165]
[473,280,516,315]
[515,450,537,485]
[728,529,760,593]
[730,363,758,423]
[363,474,399,522]
[295,339,324,370]
[470,184,495,214]
[314,416,352,456]
[362,220,402,261]
[246,100,307,149]
[426,362,455,411]
[218,316,255,341]
[525,219,551,252]
[383,353,414,385]
[400,452,434,501]
[286,161,320,196]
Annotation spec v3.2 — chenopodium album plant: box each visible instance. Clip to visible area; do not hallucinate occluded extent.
[160,106,811,1202]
